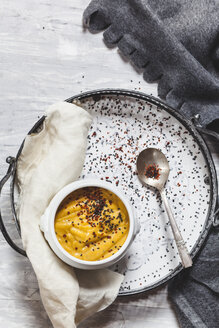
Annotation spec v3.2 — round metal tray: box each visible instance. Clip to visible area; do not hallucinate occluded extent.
[0,89,218,296]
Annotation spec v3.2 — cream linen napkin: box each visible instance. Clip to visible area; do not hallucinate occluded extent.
[17,102,124,328]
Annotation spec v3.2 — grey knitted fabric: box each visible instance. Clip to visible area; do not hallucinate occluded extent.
[168,227,219,328]
[83,0,219,129]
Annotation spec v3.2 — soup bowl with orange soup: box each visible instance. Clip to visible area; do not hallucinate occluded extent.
[40,179,139,269]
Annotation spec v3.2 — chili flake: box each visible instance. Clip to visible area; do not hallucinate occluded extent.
[144,163,161,180]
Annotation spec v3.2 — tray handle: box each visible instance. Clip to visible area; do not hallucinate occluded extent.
[192,114,219,141]
[191,114,219,227]
[0,156,27,257]
[196,126,219,142]
[213,205,219,227]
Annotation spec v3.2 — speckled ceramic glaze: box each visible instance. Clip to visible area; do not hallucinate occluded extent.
[5,90,216,296]
[66,90,217,296]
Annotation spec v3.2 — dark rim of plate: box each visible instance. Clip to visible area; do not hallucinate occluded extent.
[8,89,219,295]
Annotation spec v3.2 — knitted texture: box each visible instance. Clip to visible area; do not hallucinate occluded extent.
[83,0,219,128]
[168,227,219,328]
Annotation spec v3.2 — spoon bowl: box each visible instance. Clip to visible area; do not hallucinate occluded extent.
[137,148,169,190]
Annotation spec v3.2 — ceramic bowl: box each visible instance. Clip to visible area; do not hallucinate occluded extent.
[40,179,139,269]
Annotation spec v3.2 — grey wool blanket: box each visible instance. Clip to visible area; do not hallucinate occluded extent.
[83,1,219,327]
[83,0,219,131]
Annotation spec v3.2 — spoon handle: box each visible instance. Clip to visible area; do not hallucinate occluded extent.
[160,189,193,268]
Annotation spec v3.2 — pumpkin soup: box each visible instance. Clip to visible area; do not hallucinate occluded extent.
[54,187,129,261]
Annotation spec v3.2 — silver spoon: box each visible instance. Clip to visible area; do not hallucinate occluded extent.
[137,148,192,268]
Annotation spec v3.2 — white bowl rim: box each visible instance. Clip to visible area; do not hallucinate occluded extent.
[47,178,135,266]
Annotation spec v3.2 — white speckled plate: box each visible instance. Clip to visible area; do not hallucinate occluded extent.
[66,89,217,296]
[8,90,215,295]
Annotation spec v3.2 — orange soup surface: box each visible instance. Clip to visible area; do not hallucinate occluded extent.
[54,187,129,261]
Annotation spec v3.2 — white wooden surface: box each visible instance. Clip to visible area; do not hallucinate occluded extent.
[0,1,218,327]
